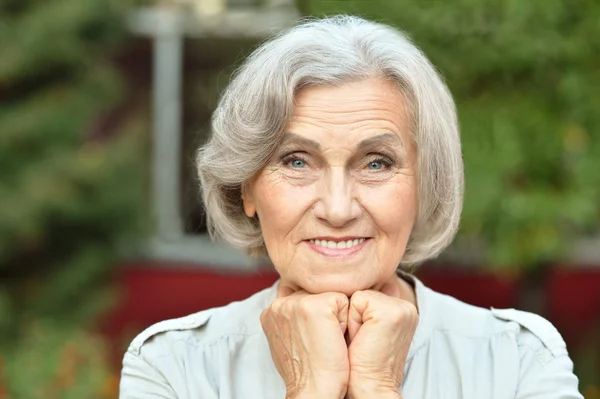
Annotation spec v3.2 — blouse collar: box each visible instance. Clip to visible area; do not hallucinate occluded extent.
[398,271,434,361]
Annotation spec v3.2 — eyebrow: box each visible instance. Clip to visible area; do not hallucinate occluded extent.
[281,132,403,152]
[356,132,403,151]
[280,132,321,150]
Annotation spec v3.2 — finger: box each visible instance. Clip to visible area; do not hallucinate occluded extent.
[347,308,361,343]
[348,291,369,342]
[270,289,309,320]
[333,293,349,334]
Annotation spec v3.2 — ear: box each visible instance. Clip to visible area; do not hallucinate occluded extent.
[241,184,257,218]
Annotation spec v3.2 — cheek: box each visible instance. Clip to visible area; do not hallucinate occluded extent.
[253,178,315,242]
[362,177,418,235]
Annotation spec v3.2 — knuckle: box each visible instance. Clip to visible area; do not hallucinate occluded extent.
[350,290,367,302]
[333,292,349,303]
[280,298,297,316]
[326,292,348,308]
[391,302,418,323]
[338,295,350,310]
[297,296,315,316]
[404,302,419,317]
[269,300,282,314]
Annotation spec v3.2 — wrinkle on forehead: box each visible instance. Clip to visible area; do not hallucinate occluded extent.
[291,103,405,130]
[291,78,410,123]
[286,79,413,153]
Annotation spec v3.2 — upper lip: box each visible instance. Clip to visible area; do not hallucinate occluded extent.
[305,236,368,242]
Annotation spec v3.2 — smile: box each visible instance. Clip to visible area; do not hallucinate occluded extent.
[308,238,366,249]
[305,237,370,257]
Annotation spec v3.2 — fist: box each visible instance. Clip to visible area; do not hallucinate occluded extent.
[347,290,418,398]
[260,286,350,399]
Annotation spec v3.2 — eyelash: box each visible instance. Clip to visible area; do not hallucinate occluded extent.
[279,152,396,170]
[280,152,310,168]
[365,154,395,170]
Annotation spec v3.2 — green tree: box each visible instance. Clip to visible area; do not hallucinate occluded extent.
[300,0,600,268]
[0,0,146,397]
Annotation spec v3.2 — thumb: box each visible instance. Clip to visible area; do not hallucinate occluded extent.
[333,294,349,335]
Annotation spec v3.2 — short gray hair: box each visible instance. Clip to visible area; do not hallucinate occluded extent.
[196,15,464,267]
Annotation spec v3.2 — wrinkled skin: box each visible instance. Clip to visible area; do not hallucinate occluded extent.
[244,79,419,399]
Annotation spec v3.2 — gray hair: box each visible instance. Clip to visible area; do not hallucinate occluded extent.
[196,15,464,267]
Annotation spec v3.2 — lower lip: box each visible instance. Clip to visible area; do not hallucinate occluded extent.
[304,239,370,257]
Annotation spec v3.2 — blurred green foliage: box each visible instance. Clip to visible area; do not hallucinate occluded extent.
[573,324,600,397]
[0,0,598,395]
[300,0,600,268]
[0,320,118,399]
[0,0,146,396]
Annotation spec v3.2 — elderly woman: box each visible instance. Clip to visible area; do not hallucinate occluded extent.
[120,16,583,399]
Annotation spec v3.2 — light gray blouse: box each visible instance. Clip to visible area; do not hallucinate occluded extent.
[119,275,584,398]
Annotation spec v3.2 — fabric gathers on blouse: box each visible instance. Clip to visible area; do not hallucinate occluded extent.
[119,275,584,399]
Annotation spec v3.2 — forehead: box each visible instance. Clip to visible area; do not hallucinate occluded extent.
[286,78,412,149]
[294,78,404,105]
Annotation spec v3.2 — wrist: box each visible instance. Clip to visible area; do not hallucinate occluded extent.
[287,394,347,399]
[346,385,402,399]
[347,374,402,399]
[347,393,401,399]
[286,391,347,399]
[286,380,348,399]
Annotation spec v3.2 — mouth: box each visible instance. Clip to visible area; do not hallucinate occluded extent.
[304,236,371,257]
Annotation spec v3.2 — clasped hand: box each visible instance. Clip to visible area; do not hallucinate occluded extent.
[260,284,418,399]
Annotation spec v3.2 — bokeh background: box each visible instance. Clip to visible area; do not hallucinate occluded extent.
[1,0,599,397]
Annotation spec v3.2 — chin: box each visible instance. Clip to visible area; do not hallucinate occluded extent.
[299,273,379,297]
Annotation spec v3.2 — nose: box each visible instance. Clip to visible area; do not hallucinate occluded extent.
[313,167,361,227]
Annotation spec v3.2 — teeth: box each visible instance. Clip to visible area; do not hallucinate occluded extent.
[309,238,366,249]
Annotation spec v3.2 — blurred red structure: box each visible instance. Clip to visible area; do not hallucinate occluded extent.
[101,262,277,365]
[416,267,521,309]
[101,261,599,369]
[546,267,600,347]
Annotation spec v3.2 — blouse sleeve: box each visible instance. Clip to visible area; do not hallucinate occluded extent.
[516,351,583,399]
[120,351,177,399]
[118,311,218,399]
[491,308,584,399]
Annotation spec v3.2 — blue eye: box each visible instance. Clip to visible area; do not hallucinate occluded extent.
[367,161,383,170]
[290,159,306,168]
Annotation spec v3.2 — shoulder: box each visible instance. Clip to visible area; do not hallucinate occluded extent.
[424,287,568,362]
[125,282,277,360]
[488,307,568,361]
[414,282,581,398]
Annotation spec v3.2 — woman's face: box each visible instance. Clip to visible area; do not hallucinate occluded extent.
[243,78,418,296]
